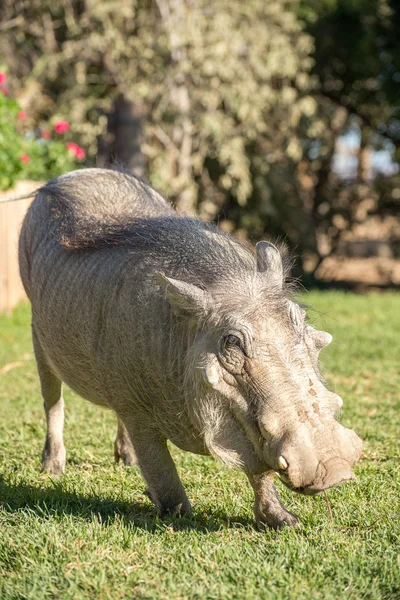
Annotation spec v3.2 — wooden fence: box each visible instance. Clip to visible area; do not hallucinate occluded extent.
[0,182,38,314]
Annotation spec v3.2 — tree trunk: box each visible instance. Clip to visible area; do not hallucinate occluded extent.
[357,126,372,183]
[97,95,145,177]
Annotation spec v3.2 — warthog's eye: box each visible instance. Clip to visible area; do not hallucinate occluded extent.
[223,334,244,352]
[218,333,246,376]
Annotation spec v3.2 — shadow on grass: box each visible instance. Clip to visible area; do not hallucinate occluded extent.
[0,475,253,533]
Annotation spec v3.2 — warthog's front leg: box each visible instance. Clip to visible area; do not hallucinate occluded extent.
[121,415,191,516]
[33,329,66,476]
[247,472,300,529]
[114,416,137,465]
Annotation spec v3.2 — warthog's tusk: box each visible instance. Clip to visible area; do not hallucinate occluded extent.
[278,456,288,470]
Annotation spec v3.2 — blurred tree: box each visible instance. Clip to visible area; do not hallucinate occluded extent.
[1,0,398,281]
[299,0,400,155]
[0,2,317,219]
[290,0,400,280]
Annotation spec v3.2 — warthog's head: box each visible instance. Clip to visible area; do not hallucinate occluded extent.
[157,241,362,495]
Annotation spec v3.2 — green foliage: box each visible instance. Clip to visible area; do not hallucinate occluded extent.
[19,138,79,184]
[0,294,399,599]
[0,73,83,190]
[299,0,400,150]
[0,91,23,189]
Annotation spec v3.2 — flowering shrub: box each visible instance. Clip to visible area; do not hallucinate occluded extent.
[0,71,86,190]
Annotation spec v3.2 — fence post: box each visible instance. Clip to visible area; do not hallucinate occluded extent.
[0,182,37,314]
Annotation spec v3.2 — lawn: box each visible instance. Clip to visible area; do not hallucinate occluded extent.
[0,293,399,600]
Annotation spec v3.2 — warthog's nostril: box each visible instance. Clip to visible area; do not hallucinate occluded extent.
[278,456,288,470]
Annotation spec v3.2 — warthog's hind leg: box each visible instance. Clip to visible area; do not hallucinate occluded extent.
[114,416,137,465]
[247,472,300,529]
[33,329,66,476]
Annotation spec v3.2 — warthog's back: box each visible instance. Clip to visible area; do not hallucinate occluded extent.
[19,168,255,415]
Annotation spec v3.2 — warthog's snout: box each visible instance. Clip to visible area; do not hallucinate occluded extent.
[300,459,357,495]
[274,421,363,495]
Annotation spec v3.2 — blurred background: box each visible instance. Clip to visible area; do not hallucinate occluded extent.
[0,0,399,304]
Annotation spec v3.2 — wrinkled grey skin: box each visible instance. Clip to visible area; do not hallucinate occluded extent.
[19,168,362,529]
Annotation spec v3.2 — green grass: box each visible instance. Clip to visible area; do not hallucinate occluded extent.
[0,293,399,600]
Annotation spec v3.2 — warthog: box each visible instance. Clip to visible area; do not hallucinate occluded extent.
[19,168,362,528]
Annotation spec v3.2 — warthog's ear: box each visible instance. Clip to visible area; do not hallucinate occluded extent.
[156,273,209,318]
[256,241,283,288]
[306,325,333,350]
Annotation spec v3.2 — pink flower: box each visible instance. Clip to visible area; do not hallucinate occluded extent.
[0,86,10,96]
[66,142,78,152]
[0,72,6,85]
[54,120,70,134]
[75,147,85,160]
[18,110,27,120]
[66,142,85,160]
[41,129,51,139]
[20,154,30,163]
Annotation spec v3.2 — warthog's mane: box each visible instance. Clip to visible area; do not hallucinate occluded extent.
[59,214,293,289]
[42,170,294,293]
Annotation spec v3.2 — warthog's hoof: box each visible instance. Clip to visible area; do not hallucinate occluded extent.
[41,452,66,476]
[255,505,300,530]
[144,489,192,517]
